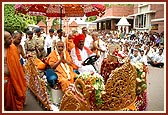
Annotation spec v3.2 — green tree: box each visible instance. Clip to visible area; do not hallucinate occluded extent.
[85,16,97,22]
[105,4,112,8]
[52,19,59,26]
[111,4,134,6]
[36,16,47,25]
[4,4,37,33]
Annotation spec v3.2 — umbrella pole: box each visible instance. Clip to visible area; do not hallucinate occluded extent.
[60,6,62,30]
[60,6,63,40]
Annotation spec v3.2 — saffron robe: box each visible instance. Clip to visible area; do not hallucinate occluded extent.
[47,50,77,92]
[4,44,26,111]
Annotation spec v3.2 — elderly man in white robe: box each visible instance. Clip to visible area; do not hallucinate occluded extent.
[70,34,96,74]
[91,32,107,73]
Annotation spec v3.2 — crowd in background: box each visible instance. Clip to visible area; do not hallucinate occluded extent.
[19,27,164,68]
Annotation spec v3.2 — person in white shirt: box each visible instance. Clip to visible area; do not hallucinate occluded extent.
[20,32,26,53]
[139,50,148,65]
[148,48,164,68]
[52,29,66,50]
[130,48,141,64]
[152,45,159,55]
[82,27,93,49]
[70,34,96,74]
[45,28,56,56]
[146,45,159,63]
[91,32,107,73]
[145,46,154,61]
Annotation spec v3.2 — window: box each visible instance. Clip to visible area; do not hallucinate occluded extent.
[138,14,143,28]
[135,16,138,28]
[135,14,147,28]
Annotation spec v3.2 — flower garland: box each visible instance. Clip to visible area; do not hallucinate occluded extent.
[132,61,148,95]
[55,49,71,80]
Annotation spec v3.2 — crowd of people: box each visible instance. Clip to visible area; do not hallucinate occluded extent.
[4,26,164,111]
[98,29,164,68]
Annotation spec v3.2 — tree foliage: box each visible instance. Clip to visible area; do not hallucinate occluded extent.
[4,4,37,33]
[105,4,134,8]
[111,4,134,6]
[85,16,97,22]
[105,4,112,8]
[52,18,60,26]
[36,16,47,25]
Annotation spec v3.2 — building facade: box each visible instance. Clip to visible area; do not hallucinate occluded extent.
[129,4,164,33]
[93,5,134,31]
[93,4,164,34]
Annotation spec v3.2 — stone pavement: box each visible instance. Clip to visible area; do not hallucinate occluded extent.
[146,65,165,111]
[23,89,44,111]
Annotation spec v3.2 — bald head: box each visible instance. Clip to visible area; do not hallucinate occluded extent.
[4,31,10,39]
[92,32,99,41]
[4,31,12,48]
[56,41,64,53]
[56,41,64,46]
[92,32,98,36]
[12,31,22,45]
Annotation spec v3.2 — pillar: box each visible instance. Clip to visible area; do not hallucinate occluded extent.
[101,22,103,30]
[126,26,129,34]
[97,23,99,31]
[118,26,121,32]
[111,20,115,30]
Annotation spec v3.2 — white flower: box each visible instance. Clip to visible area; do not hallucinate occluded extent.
[141,72,146,78]
[132,62,144,72]
[93,84,99,90]
[136,78,142,82]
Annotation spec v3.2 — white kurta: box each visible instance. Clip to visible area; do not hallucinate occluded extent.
[93,39,107,73]
[153,54,164,63]
[84,34,93,49]
[130,54,141,64]
[139,55,148,65]
[70,47,96,74]
[44,35,56,52]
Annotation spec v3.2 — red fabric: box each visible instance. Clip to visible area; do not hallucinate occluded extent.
[73,34,85,47]
[75,46,93,61]
[15,4,106,17]
[73,34,93,61]
[5,44,26,111]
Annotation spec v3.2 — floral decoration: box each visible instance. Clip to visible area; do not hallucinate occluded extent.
[77,72,105,109]
[132,62,148,95]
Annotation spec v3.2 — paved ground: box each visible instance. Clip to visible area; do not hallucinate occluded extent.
[23,65,165,111]
[23,89,44,111]
[146,65,165,111]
